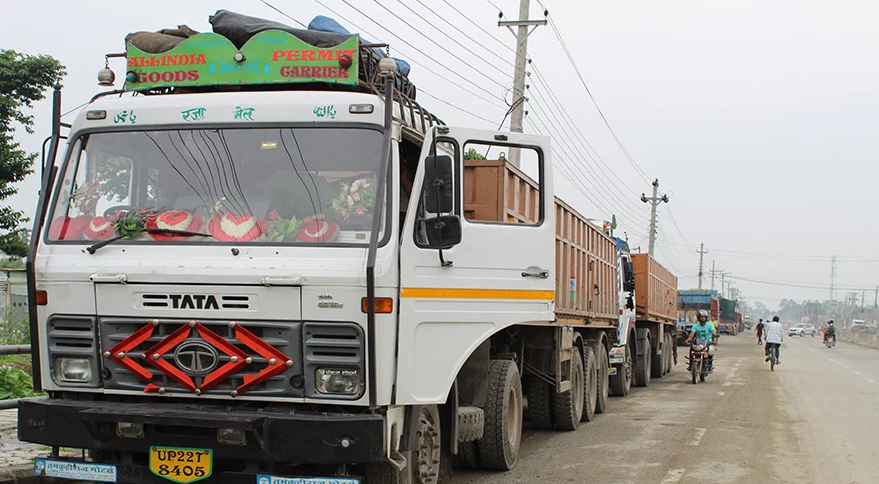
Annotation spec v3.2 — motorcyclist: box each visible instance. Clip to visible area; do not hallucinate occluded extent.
[686,309,718,370]
[823,320,836,343]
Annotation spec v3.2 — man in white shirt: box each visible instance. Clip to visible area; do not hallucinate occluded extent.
[764,316,784,364]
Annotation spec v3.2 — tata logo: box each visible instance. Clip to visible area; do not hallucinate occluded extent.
[169,294,220,310]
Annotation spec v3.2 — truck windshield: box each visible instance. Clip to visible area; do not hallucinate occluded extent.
[47,127,386,246]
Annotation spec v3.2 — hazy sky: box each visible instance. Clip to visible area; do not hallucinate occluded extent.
[3,0,878,310]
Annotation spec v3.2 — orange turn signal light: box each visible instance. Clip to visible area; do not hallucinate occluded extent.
[35,290,48,306]
[361,297,393,314]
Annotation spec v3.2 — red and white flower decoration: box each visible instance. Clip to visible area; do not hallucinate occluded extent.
[48,215,91,240]
[208,212,269,242]
[296,215,339,243]
[82,216,117,241]
[147,211,204,241]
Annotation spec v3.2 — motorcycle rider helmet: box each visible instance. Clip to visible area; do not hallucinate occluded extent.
[828,320,834,326]
[697,309,709,318]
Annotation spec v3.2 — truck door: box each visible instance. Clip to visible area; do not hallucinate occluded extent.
[396,127,555,404]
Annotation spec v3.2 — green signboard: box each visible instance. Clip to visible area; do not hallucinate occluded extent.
[125,30,360,91]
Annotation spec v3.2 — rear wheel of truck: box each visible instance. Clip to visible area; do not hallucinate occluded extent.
[593,340,609,414]
[609,341,633,397]
[579,346,598,422]
[524,375,554,430]
[650,336,663,379]
[452,441,480,469]
[365,406,443,484]
[552,345,585,430]
[634,334,652,387]
[479,359,523,471]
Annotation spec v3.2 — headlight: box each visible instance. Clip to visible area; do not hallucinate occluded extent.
[691,344,704,352]
[55,358,92,383]
[315,368,361,395]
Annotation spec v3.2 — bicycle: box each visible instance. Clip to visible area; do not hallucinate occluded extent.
[768,344,778,372]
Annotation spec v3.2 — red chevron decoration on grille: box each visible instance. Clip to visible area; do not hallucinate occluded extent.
[103,320,293,396]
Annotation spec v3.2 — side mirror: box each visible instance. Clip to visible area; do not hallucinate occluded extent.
[623,260,636,292]
[421,215,461,249]
[424,154,453,213]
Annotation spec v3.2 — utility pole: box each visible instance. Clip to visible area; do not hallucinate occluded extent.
[829,255,837,302]
[874,285,877,308]
[710,260,716,291]
[720,271,731,297]
[640,178,668,257]
[697,243,707,289]
[498,0,546,168]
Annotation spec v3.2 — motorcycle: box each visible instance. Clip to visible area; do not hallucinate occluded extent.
[824,335,836,348]
[687,343,712,384]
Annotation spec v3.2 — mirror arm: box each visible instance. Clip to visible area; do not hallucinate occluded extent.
[429,129,453,267]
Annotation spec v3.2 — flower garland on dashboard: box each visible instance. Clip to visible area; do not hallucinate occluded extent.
[332,178,375,223]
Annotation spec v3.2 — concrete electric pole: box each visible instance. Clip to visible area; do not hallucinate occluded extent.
[498,0,546,168]
[640,179,668,257]
[697,243,708,289]
[829,255,837,302]
[710,260,717,291]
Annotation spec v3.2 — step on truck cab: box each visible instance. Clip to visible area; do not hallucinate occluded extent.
[21,10,677,484]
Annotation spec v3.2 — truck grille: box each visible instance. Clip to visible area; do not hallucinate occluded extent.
[101,318,302,397]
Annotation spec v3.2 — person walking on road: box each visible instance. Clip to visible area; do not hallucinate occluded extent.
[756,319,765,344]
[764,316,784,365]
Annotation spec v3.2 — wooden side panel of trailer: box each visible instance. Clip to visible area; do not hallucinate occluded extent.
[631,253,678,324]
[463,159,618,324]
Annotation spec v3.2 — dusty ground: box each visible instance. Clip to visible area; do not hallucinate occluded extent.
[450,333,879,484]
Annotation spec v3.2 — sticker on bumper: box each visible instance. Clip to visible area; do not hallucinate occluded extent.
[257,474,360,484]
[34,458,117,482]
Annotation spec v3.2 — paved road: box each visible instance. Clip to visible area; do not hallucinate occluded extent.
[450,334,879,484]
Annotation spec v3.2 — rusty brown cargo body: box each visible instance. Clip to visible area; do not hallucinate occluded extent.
[463,159,618,326]
[630,254,677,324]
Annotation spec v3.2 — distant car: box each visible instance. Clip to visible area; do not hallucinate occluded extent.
[851,320,867,333]
[788,323,816,337]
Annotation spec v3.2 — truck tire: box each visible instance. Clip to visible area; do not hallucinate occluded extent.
[551,345,585,430]
[634,335,651,387]
[593,341,609,414]
[579,346,598,422]
[651,339,663,379]
[609,341,632,397]
[452,441,480,469]
[524,376,554,430]
[479,359,523,471]
[364,406,442,484]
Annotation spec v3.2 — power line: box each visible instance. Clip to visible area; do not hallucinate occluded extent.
[371,0,512,90]
[258,0,307,27]
[441,0,516,54]
[418,89,497,125]
[544,14,651,183]
[527,82,649,225]
[415,0,515,70]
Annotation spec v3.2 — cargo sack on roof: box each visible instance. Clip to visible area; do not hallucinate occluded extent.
[209,9,351,49]
[125,25,199,54]
[308,15,411,78]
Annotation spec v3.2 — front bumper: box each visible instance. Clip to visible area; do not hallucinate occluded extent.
[19,397,384,467]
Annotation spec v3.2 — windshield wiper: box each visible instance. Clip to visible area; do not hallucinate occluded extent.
[86,228,212,254]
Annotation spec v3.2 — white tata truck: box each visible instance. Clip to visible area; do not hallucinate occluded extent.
[20,12,677,484]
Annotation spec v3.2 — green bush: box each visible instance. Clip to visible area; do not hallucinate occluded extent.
[0,364,37,399]
[0,311,29,345]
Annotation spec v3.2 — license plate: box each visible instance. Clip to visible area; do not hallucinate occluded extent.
[149,447,212,483]
[35,458,117,482]
[257,475,360,484]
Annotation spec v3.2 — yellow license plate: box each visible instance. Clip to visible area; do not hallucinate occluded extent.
[149,446,212,483]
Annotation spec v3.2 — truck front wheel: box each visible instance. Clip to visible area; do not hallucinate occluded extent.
[365,405,443,484]
[479,359,523,471]
[609,342,633,397]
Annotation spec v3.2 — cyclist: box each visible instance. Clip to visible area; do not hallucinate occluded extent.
[755,319,765,345]
[764,316,783,365]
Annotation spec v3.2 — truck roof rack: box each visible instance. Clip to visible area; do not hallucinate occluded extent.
[118,28,444,135]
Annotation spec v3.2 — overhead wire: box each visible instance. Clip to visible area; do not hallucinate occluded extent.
[258,0,308,27]
[544,14,651,183]
[440,0,517,54]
